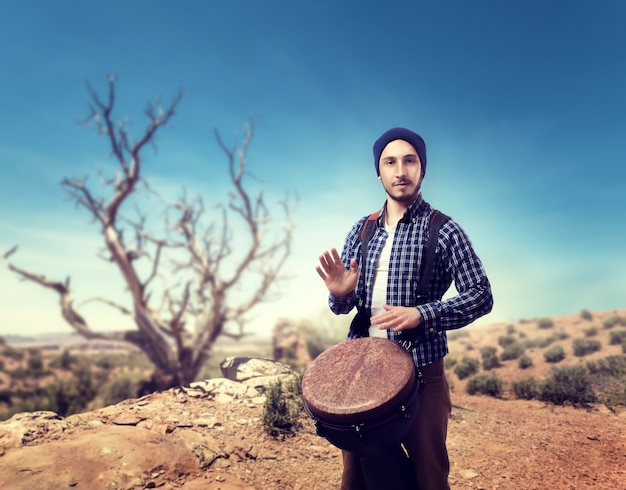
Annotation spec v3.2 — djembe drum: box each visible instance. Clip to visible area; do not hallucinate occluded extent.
[302,337,420,455]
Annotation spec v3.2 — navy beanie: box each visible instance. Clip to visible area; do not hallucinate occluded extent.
[373,127,427,177]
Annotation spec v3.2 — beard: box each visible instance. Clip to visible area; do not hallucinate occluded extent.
[384,180,422,204]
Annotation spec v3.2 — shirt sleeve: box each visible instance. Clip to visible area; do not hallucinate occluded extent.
[416,219,493,334]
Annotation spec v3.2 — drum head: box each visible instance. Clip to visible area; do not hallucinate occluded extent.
[302,337,416,425]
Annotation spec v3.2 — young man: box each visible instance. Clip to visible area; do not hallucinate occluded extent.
[316,127,493,490]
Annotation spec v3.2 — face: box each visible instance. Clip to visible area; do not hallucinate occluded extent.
[378,139,423,204]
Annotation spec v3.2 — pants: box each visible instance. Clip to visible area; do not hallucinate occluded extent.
[340,358,452,490]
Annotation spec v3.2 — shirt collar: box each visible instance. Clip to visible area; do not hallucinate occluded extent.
[379,194,426,226]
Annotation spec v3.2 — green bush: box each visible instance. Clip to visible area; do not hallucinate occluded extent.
[454,357,479,380]
[466,373,504,397]
[2,347,24,361]
[583,327,599,338]
[544,345,566,363]
[500,342,525,361]
[538,365,595,406]
[99,371,146,406]
[480,346,502,369]
[572,338,602,357]
[580,309,593,321]
[609,330,626,346]
[444,356,457,369]
[522,338,537,349]
[262,376,302,437]
[518,354,533,369]
[536,336,555,348]
[482,355,502,371]
[586,355,626,408]
[537,318,554,329]
[512,377,539,400]
[602,316,625,329]
[498,335,516,347]
[480,346,498,359]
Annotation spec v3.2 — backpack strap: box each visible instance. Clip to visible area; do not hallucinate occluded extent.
[415,210,450,296]
[358,211,380,304]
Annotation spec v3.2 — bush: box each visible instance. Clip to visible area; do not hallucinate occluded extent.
[537,318,554,329]
[444,356,457,369]
[500,342,525,361]
[583,327,598,337]
[580,309,593,321]
[538,365,595,406]
[609,330,626,346]
[536,336,555,348]
[506,324,516,335]
[572,338,602,357]
[454,357,479,380]
[262,376,302,437]
[498,335,516,347]
[512,377,539,400]
[518,354,533,369]
[99,371,146,406]
[586,355,626,408]
[480,346,498,359]
[544,345,566,363]
[482,355,502,371]
[603,316,626,329]
[2,347,24,361]
[466,373,504,397]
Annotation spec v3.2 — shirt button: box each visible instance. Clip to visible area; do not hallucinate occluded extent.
[429,328,435,333]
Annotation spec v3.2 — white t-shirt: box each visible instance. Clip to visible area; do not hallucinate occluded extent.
[368,221,395,338]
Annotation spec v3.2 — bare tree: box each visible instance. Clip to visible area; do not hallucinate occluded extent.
[3,76,295,391]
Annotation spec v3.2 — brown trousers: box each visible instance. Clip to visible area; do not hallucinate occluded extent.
[340,358,452,490]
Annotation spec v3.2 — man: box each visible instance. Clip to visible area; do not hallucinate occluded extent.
[316,127,493,489]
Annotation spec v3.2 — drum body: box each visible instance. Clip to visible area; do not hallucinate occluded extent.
[302,337,420,455]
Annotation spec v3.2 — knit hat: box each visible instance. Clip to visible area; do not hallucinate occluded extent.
[373,127,427,177]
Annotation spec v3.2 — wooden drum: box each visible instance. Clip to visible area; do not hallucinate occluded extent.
[302,337,420,455]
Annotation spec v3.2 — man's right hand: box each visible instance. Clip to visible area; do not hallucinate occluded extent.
[315,247,358,297]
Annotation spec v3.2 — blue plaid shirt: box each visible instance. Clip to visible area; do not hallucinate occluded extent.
[329,195,493,367]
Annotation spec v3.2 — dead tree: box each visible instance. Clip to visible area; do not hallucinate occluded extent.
[3,76,295,391]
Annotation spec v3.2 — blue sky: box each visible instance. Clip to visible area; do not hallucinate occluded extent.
[1,0,625,339]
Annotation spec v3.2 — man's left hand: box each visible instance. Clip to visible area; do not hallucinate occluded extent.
[370,304,422,332]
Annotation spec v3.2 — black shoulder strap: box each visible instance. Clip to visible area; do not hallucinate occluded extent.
[357,211,380,303]
[416,210,450,294]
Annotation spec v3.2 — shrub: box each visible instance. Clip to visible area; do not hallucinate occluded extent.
[498,335,516,347]
[544,345,566,363]
[506,324,516,335]
[480,346,498,359]
[580,309,593,321]
[99,371,146,407]
[522,338,537,349]
[536,336,555,348]
[537,318,554,329]
[444,356,457,369]
[583,327,599,337]
[555,331,570,341]
[2,347,24,361]
[500,342,525,361]
[466,373,504,397]
[512,377,539,400]
[603,316,626,329]
[538,365,595,406]
[572,338,602,357]
[586,355,626,408]
[262,376,302,437]
[453,357,479,380]
[609,330,626,346]
[482,355,502,370]
[518,354,533,369]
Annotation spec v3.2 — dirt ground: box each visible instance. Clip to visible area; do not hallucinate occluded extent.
[185,388,626,490]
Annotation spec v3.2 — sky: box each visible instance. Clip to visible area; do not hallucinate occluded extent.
[1,0,625,340]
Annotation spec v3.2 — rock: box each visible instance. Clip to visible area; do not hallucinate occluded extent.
[220,357,293,382]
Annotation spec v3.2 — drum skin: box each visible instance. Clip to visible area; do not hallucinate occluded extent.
[302,337,420,454]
